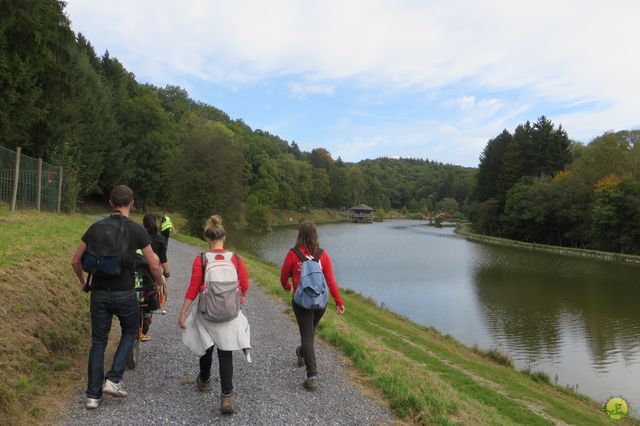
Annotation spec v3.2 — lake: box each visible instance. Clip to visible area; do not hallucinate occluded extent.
[229,220,640,411]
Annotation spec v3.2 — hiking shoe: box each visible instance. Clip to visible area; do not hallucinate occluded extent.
[140,333,151,342]
[197,375,211,392]
[296,346,304,367]
[303,376,318,391]
[102,379,127,397]
[85,397,101,409]
[220,393,235,415]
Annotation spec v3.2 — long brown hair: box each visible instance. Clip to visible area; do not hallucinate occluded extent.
[143,213,158,234]
[295,221,319,254]
[204,214,226,241]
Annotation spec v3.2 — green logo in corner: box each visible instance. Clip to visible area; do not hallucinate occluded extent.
[605,396,629,420]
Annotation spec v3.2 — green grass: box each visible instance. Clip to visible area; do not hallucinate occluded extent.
[2,210,637,425]
[0,208,93,424]
[456,223,640,265]
[471,345,514,368]
[266,208,346,226]
[174,228,637,425]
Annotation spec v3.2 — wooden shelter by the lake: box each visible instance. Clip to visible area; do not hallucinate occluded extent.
[347,203,374,223]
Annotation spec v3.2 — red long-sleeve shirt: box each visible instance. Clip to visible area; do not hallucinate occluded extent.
[185,249,249,301]
[280,247,343,306]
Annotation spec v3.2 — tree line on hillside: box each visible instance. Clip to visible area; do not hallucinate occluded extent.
[468,116,640,254]
[0,0,473,233]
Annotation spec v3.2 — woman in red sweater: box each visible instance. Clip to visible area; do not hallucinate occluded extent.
[178,215,250,415]
[280,221,345,390]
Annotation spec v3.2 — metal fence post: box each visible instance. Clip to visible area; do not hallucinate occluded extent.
[36,157,42,211]
[10,147,21,211]
[57,166,63,213]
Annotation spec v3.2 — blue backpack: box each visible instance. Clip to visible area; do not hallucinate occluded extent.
[292,247,329,310]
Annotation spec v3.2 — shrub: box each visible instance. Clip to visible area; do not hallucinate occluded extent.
[471,345,514,368]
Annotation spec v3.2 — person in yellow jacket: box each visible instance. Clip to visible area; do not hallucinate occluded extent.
[160,212,176,247]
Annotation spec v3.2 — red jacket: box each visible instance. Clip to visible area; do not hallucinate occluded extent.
[185,249,249,301]
[280,247,343,306]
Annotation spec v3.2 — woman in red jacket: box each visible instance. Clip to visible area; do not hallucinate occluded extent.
[280,221,345,390]
[178,215,250,415]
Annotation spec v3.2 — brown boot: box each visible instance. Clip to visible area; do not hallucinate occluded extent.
[303,376,318,391]
[220,393,234,415]
[196,375,211,392]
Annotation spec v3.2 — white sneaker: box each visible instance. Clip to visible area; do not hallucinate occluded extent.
[86,397,101,409]
[102,379,127,397]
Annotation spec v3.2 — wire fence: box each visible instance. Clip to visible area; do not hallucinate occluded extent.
[0,146,62,211]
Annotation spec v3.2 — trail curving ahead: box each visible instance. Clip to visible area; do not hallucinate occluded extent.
[60,239,393,425]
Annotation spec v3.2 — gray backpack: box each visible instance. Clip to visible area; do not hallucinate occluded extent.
[198,251,240,322]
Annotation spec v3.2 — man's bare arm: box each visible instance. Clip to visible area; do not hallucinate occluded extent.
[70,242,87,289]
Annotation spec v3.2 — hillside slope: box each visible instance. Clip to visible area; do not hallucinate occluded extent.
[0,209,93,424]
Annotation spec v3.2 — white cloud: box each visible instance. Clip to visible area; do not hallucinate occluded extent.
[456,96,476,110]
[65,0,640,159]
[288,82,335,99]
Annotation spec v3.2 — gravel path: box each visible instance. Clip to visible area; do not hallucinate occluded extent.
[60,239,394,425]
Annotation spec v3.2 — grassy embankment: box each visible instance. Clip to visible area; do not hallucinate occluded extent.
[456,223,640,265]
[0,208,93,425]
[2,209,635,425]
[265,208,345,226]
[98,207,345,230]
[174,232,634,425]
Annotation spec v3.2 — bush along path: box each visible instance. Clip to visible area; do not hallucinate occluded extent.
[60,239,393,425]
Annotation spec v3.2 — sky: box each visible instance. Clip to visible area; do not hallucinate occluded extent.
[64,0,640,167]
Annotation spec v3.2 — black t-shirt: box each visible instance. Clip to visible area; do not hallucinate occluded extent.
[82,215,151,291]
[149,233,167,264]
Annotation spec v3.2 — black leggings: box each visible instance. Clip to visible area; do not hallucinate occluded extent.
[292,300,326,377]
[199,347,233,394]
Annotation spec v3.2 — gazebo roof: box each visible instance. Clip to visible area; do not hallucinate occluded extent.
[350,203,374,211]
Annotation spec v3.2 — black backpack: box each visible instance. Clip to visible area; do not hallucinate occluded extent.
[81,215,130,277]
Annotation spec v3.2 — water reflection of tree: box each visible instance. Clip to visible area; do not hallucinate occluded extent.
[472,245,640,368]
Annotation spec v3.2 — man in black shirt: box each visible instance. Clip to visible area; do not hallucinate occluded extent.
[71,185,165,410]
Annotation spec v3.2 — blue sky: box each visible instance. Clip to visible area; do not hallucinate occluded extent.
[65,0,640,167]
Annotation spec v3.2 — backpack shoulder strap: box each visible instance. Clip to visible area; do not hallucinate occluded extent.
[291,247,307,262]
[313,248,324,262]
[102,214,128,238]
[200,252,206,284]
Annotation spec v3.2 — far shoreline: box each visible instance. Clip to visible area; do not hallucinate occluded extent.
[455,223,640,266]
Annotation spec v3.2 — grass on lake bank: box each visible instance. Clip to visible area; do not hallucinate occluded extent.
[0,208,93,425]
[456,223,640,265]
[174,232,633,425]
[1,209,635,425]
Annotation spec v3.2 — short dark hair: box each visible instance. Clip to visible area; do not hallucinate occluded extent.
[143,213,158,234]
[109,185,134,207]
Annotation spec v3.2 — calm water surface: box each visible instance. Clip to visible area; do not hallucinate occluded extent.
[230,220,640,411]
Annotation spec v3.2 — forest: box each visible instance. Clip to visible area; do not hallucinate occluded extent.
[468,117,640,254]
[0,0,473,233]
[3,1,639,255]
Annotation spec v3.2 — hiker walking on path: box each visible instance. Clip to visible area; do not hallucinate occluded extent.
[280,221,345,391]
[70,185,165,410]
[160,212,176,247]
[178,214,251,415]
[139,213,171,341]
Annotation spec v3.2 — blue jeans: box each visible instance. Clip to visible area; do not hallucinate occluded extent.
[87,289,139,398]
